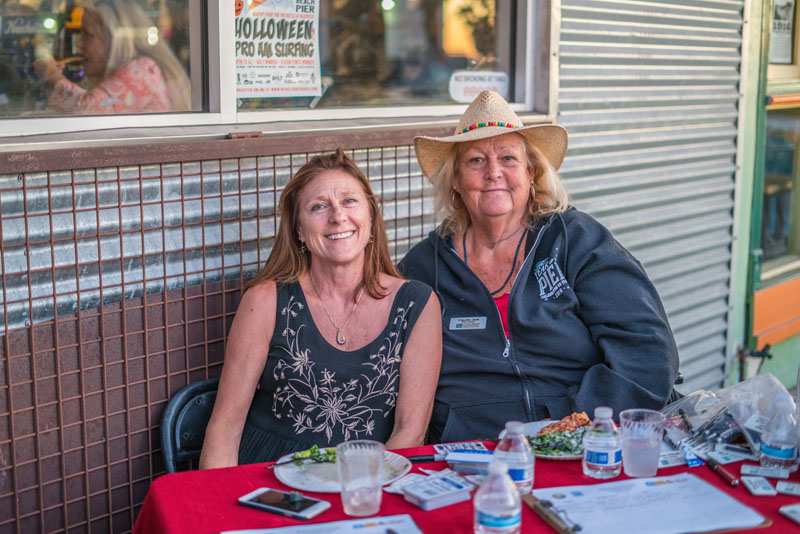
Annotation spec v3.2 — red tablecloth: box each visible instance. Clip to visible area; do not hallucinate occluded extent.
[134,446,800,533]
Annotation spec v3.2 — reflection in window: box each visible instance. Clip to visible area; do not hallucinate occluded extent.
[0,0,202,117]
[237,0,516,111]
[762,109,800,263]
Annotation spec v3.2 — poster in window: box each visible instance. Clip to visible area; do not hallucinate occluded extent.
[235,0,321,98]
[770,0,796,64]
[449,71,509,103]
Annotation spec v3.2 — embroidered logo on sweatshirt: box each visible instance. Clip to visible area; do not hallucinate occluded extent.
[535,257,569,301]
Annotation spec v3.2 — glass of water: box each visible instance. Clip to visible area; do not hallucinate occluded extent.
[619,409,665,478]
[336,440,384,516]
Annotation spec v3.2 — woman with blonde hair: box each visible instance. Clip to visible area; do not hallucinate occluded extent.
[36,0,191,113]
[200,149,441,467]
[400,90,679,442]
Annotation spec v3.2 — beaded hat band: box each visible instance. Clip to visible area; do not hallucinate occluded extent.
[414,90,568,181]
[457,121,517,134]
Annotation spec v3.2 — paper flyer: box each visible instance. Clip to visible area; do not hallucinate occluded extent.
[448,71,509,103]
[235,0,322,98]
[770,0,796,64]
[532,473,765,534]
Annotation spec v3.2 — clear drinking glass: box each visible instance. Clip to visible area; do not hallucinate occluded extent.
[619,409,665,478]
[336,440,384,516]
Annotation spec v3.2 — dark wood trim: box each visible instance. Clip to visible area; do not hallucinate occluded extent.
[0,124,453,174]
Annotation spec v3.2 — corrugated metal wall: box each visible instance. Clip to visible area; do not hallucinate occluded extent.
[0,150,432,335]
[558,0,744,391]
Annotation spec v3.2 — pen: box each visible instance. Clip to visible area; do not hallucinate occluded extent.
[407,454,444,463]
[704,456,739,487]
[522,493,581,533]
[720,444,752,455]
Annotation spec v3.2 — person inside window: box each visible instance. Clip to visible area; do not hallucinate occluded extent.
[200,149,442,467]
[34,1,190,114]
[399,90,679,442]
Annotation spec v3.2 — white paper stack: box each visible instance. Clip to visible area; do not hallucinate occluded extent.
[445,449,495,475]
[402,471,473,510]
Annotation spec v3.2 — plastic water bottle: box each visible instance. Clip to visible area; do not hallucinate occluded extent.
[474,460,521,534]
[582,406,622,479]
[760,398,799,470]
[494,421,535,492]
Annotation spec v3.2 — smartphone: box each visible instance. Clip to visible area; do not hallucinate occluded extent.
[780,503,800,526]
[238,487,330,520]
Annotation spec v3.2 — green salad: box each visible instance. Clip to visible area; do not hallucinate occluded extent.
[291,444,336,465]
[527,427,588,456]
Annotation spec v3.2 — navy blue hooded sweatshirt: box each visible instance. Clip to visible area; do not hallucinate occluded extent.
[398,207,679,442]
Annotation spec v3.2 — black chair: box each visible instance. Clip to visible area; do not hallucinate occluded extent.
[161,378,219,473]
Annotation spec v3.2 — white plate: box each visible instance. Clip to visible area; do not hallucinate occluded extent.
[499,420,583,460]
[273,451,412,493]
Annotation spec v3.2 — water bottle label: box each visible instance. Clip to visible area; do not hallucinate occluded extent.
[476,510,521,528]
[761,444,798,460]
[507,467,532,482]
[585,449,622,466]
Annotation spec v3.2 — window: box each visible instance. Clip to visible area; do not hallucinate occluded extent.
[236,0,521,111]
[0,0,550,137]
[762,109,799,266]
[762,0,800,280]
[0,0,204,118]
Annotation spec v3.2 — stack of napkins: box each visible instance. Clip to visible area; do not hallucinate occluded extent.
[402,471,474,510]
[445,449,495,475]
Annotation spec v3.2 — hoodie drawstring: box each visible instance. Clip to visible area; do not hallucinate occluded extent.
[558,212,569,281]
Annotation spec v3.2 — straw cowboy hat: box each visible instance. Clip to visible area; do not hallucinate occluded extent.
[414,90,568,180]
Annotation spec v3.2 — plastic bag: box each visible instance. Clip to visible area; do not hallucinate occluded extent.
[660,373,797,453]
[717,373,797,450]
[660,389,723,449]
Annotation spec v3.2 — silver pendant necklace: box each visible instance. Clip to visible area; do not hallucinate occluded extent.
[309,275,364,346]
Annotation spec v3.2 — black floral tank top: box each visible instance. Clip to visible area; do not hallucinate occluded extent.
[238,279,432,464]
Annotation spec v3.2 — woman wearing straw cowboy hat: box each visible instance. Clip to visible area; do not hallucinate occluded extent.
[399,91,679,442]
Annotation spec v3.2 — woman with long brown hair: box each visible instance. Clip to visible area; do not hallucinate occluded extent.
[200,149,441,467]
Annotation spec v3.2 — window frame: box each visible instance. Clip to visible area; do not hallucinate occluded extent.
[769,0,800,84]
[760,0,800,285]
[0,0,558,141]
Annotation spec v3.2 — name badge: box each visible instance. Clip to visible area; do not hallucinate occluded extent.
[449,317,487,330]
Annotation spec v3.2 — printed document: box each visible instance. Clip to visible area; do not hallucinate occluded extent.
[532,473,765,534]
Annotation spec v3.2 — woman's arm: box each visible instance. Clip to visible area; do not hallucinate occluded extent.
[199,281,277,469]
[33,56,87,111]
[569,214,679,413]
[46,57,172,113]
[385,293,442,449]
